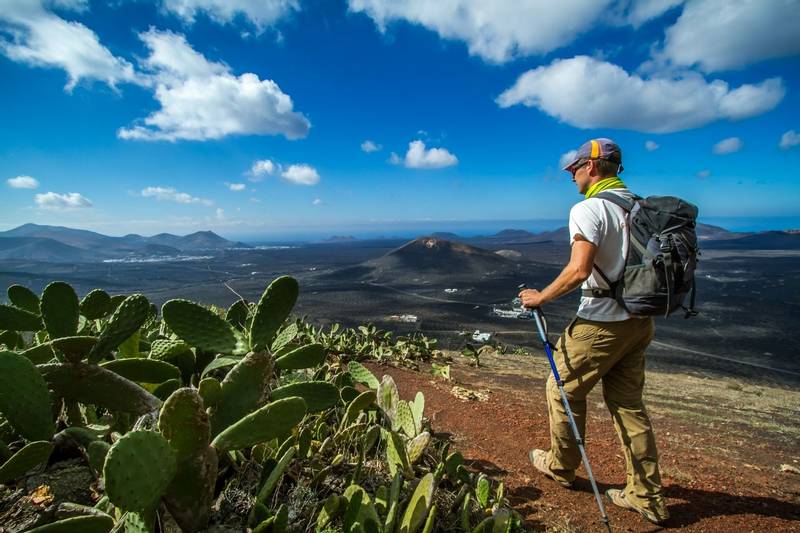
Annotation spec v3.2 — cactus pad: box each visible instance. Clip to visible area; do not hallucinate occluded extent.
[87,440,111,474]
[79,289,112,320]
[249,276,298,351]
[270,323,298,353]
[21,344,55,365]
[476,475,490,508]
[0,304,43,332]
[344,390,376,425]
[225,299,250,330]
[88,294,150,363]
[7,284,40,314]
[211,397,307,451]
[378,375,399,423]
[209,351,272,436]
[405,431,431,464]
[149,339,189,360]
[256,446,295,504]
[100,359,181,384]
[399,473,435,533]
[0,351,54,441]
[164,445,217,532]
[26,514,114,533]
[158,388,209,460]
[270,381,339,413]
[198,377,222,408]
[0,441,53,483]
[411,392,425,435]
[38,362,161,415]
[384,429,411,478]
[103,430,177,512]
[348,361,380,389]
[275,343,325,371]
[50,336,98,363]
[162,299,239,354]
[395,400,416,437]
[40,282,80,339]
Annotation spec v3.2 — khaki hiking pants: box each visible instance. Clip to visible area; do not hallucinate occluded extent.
[544,316,667,516]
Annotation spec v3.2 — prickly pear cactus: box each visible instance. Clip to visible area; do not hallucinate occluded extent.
[103,430,177,512]
[395,400,416,437]
[100,358,181,384]
[399,472,435,533]
[79,288,112,320]
[40,282,80,339]
[0,304,43,332]
[162,299,240,354]
[249,276,298,351]
[405,431,431,464]
[0,440,54,483]
[270,381,339,413]
[0,351,54,441]
[384,429,411,478]
[88,294,150,363]
[25,514,114,533]
[209,351,272,436]
[158,388,209,459]
[38,362,161,415]
[378,374,400,423]
[50,336,98,363]
[225,299,250,330]
[344,390,376,425]
[7,284,40,314]
[198,377,222,408]
[275,343,325,370]
[149,339,189,360]
[211,397,307,451]
[348,361,380,389]
[271,322,298,353]
[164,445,218,533]
[411,392,425,434]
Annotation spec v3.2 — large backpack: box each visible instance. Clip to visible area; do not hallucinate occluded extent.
[588,192,699,318]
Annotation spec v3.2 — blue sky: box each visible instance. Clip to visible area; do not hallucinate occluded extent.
[1,0,799,240]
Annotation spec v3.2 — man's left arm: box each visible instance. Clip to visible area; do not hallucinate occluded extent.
[519,236,597,308]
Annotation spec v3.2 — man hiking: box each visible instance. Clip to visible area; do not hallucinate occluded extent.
[519,138,669,525]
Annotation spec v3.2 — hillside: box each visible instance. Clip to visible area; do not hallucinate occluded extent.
[327,237,525,282]
[0,224,248,262]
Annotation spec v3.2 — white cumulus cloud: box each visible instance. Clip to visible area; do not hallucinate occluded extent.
[496,55,785,133]
[7,175,39,189]
[361,140,382,152]
[215,207,225,220]
[645,140,660,151]
[404,140,457,169]
[227,182,246,191]
[620,0,685,27]
[712,137,743,154]
[160,0,299,31]
[141,186,213,206]
[250,159,277,181]
[658,0,800,73]
[118,29,310,142]
[348,0,611,63]
[780,130,800,149]
[313,198,323,205]
[0,0,138,90]
[281,164,319,185]
[697,169,711,178]
[34,191,92,209]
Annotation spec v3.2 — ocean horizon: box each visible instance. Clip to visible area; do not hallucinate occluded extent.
[233,216,800,244]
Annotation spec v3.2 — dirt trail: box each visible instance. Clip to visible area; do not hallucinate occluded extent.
[365,353,800,532]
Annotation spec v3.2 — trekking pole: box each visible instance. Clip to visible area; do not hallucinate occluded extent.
[518,284,612,533]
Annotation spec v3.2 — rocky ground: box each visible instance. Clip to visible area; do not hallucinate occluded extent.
[366,349,800,532]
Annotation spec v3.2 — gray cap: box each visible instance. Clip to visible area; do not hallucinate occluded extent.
[562,138,623,173]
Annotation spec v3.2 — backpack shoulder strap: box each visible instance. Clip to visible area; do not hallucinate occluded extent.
[594,191,638,212]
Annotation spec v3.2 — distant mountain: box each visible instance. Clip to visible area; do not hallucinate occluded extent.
[430,232,462,240]
[696,223,748,240]
[322,235,358,243]
[494,229,537,239]
[0,224,248,262]
[702,231,800,250]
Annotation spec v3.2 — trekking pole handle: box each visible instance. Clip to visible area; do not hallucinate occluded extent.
[518,284,561,382]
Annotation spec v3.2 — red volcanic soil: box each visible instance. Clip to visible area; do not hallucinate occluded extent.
[364,357,800,532]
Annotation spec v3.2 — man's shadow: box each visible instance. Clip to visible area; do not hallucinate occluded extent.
[508,477,800,529]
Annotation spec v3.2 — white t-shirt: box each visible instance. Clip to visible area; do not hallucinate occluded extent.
[568,188,635,322]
